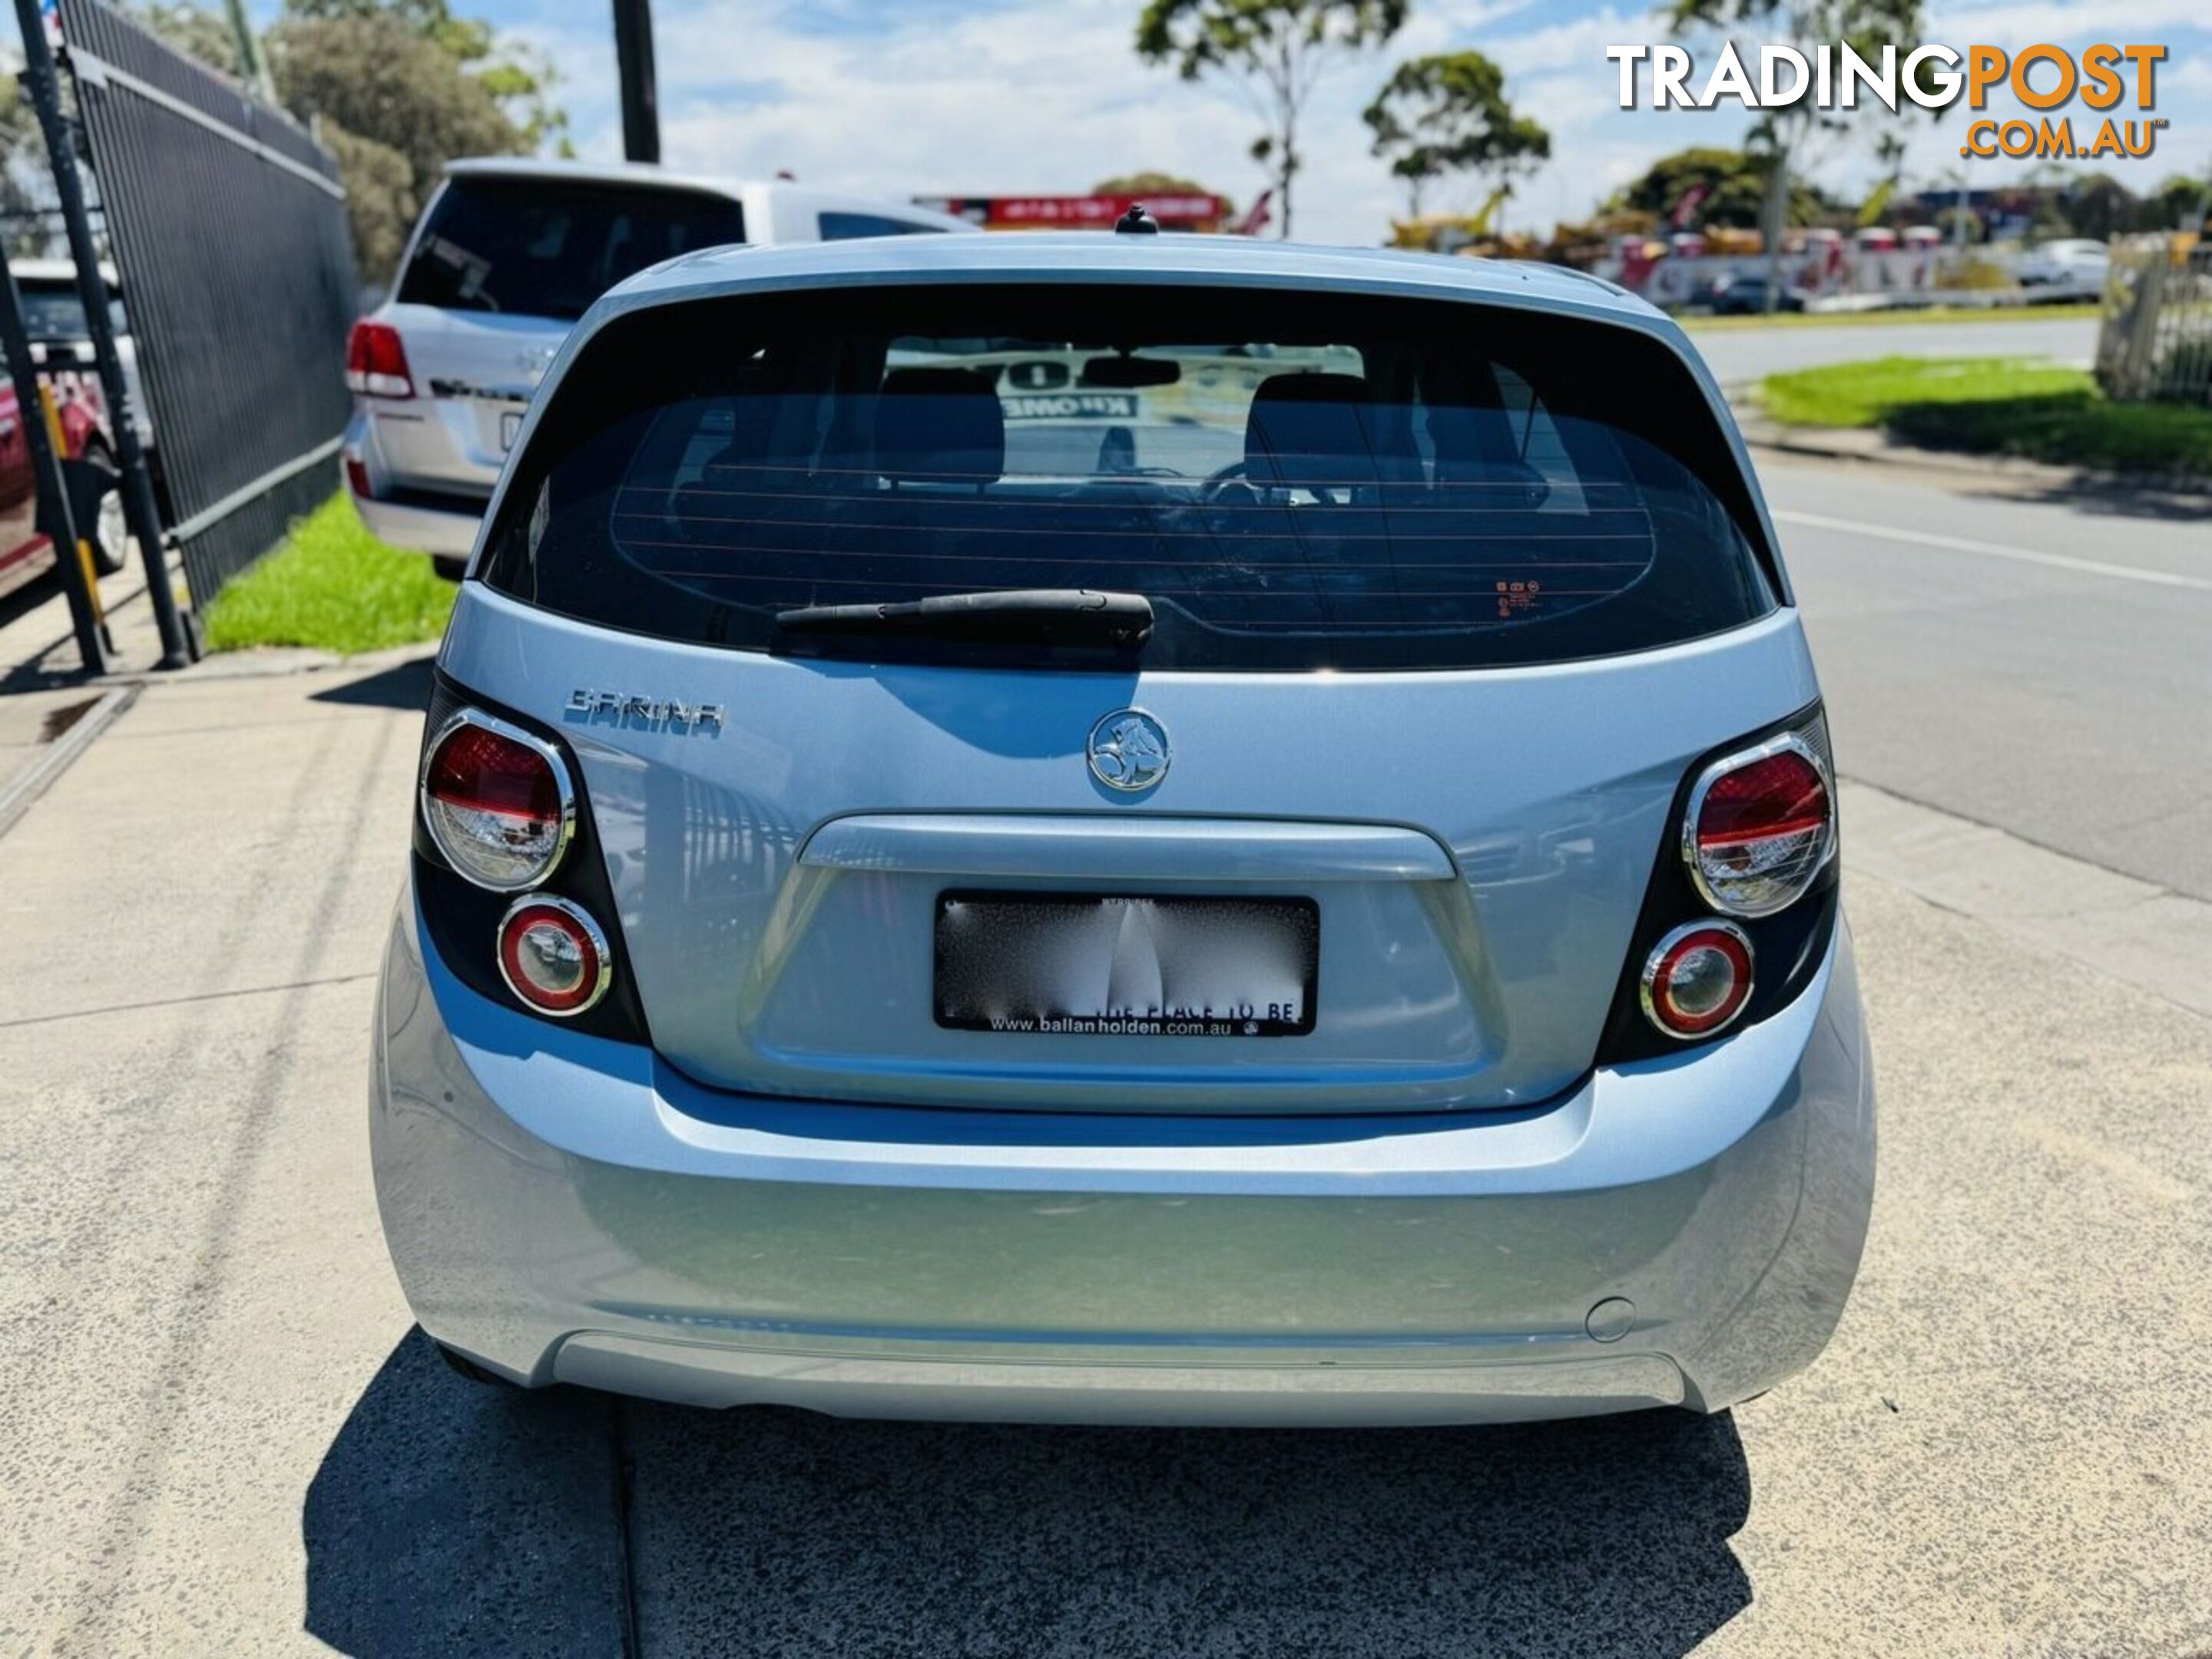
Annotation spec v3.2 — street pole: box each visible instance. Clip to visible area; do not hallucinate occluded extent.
[221,0,275,104]
[612,0,660,164]
[0,261,111,676]
[12,0,193,668]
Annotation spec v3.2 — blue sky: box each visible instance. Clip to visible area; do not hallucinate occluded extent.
[295,0,2212,243]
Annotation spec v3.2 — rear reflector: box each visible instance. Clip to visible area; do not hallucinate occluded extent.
[346,320,415,399]
[1684,733,1833,918]
[344,455,374,500]
[1641,920,1753,1038]
[420,710,573,890]
[498,896,611,1016]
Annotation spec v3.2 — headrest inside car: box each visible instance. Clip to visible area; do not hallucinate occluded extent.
[1244,373,1383,495]
[874,366,1005,486]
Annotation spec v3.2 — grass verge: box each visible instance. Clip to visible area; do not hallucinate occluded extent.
[1684,301,2101,332]
[202,493,456,655]
[1759,356,2212,478]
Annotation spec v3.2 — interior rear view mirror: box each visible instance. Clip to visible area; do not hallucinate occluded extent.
[1080,354,1181,389]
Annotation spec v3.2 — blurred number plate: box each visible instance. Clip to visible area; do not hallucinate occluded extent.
[935,892,1317,1038]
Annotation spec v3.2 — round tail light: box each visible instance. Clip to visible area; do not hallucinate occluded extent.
[421,710,574,891]
[498,897,612,1016]
[1641,921,1753,1039]
[1684,735,1833,918]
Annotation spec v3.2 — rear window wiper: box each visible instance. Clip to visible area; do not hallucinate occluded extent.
[774,589,1153,650]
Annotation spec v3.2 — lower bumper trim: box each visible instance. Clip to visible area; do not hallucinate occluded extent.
[551,1330,1689,1427]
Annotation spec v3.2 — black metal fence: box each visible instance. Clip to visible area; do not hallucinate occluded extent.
[55,0,355,606]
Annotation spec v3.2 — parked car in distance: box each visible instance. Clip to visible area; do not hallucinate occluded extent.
[7,259,138,575]
[8,259,153,454]
[1706,273,1806,315]
[373,233,1875,1428]
[343,159,974,578]
[2015,237,2109,301]
[0,329,129,600]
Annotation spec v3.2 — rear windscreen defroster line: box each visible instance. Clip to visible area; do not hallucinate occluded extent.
[482,284,1779,673]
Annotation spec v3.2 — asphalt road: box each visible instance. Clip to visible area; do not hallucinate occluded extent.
[1687,313,2098,382]
[1757,455,2212,902]
[2,440,2209,1655]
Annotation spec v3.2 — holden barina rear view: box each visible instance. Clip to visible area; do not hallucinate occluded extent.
[372,234,1873,1426]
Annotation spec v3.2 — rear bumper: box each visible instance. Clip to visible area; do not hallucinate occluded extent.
[370,882,1874,1426]
[342,409,487,559]
[349,488,482,561]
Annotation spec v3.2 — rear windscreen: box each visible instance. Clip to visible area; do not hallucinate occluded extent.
[396,178,744,323]
[483,284,1777,671]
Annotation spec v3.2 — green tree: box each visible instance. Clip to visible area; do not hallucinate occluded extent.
[1608,145,1832,229]
[267,11,529,283]
[1135,0,1408,240]
[1664,0,1933,310]
[1363,51,1547,218]
[2145,171,2210,232]
[125,2,243,74]
[284,0,569,151]
[0,95,51,259]
[2057,172,2135,242]
[110,1,564,283]
[321,122,419,283]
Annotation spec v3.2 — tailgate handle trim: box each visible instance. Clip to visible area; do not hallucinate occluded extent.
[798,815,1455,883]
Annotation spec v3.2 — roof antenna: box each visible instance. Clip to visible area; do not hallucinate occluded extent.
[1115,204,1160,235]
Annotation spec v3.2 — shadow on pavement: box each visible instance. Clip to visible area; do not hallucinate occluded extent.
[618,1397,1753,1658]
[1964,476,2212,524]
[302,1330,631,1658]
[309,654,436,711]
[306,1335,1753,1658]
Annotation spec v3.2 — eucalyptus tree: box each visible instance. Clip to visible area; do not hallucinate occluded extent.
[1137,0,1409,239]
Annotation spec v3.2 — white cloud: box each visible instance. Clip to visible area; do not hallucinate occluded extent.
[498,0,2212,245]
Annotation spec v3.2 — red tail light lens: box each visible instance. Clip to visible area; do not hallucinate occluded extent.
[1641,921,1753,1038]
[1684,734,1833,918]
[420,710,573,890]
[346,320,415,399]
[498,897,611,1016]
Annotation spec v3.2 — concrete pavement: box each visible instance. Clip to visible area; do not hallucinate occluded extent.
[0,635,2207,1654]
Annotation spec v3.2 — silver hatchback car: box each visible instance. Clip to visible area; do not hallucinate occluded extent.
[372,232,1873,1427]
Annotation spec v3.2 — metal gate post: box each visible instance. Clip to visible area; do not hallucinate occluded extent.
[0,260,111,675]
[12,0,193,668]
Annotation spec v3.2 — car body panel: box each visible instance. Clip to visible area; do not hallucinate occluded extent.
[346,162,973,558]
[374,234,1874,1422]
[442,584,1820,1113]
[373,876,1873,1422]
[0,368,114,599]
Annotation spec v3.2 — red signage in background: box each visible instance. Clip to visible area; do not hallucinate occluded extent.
[916,194,1233,232]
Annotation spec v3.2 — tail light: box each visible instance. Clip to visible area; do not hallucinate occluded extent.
[1682,733,1833,918]
[1641,921,1753,1038]
[346,320,415,399]
[498,897,612,1016]
[1596,704,1839,1064]
[419,710,574,891]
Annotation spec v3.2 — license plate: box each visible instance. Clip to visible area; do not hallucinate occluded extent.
[935,892,1318,1038]
[500,409,523,451]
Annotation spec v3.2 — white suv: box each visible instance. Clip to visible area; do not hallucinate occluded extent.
[343,159,971,575]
